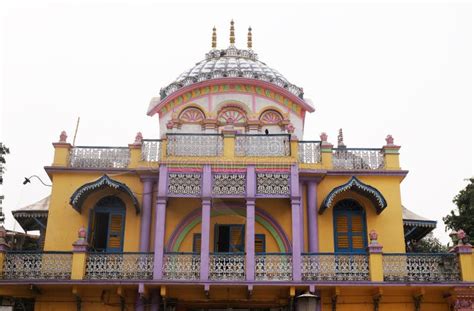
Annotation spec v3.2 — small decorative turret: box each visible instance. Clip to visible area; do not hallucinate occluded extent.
[134,132,143,144]
[229,20,235,45]
[337,128,346,148]
[211,26,217,49]
[247,26,252,49]
[59,131,68,143]
[320,132,328,143]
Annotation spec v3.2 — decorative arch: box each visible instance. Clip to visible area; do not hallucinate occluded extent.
[69,175,140,214]
[218,106,247,125]
[167,205,291,252]
[259,109,284,124]
[320,176,387,215]
[178,106,206,123]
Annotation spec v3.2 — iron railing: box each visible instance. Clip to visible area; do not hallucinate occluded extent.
[301,253,370,281]
[2,251,72,280]
[84,252,153,280]
[141,139,162,162]
[298,141,322,164]
[209,252,245,281]
[255,253,292,281]
[166,133,223,156]
[332,148,385,170]
[235,134,291,157]
[162,252,200,280]
[383,253,461,282]
[69,146,130,168]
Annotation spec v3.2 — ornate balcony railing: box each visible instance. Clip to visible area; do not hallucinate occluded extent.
[235,134,291,157]
[255,253,292,281]
[301,253,370,281]
[2,251,72,280]
[332,148,385,170]
[383,253,461,282]
[141,139,162,162]
[84,252,153,280]
[209,252,245,281]
[69,146,130,168]
[162,252,200,280]
[166,133,223,157]
[298,141,322,164]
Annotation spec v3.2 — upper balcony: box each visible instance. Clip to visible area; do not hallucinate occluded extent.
[49,131,401,171]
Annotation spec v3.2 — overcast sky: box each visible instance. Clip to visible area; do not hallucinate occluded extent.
[0,0,472,243]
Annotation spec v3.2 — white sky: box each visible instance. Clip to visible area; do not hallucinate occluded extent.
[0,0,472,244]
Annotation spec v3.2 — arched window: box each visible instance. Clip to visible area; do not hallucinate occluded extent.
[333,199,367,253]
[259,109,283,124]
[218,107,247,125]
[179,107,205,123]
[88,196,126,253]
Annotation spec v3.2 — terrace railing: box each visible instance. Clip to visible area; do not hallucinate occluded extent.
[162,252,200,280]
[235,134,291,157]
[69,146,130,168]
[383,253,461,282]
[255,253,292,281]
[301,253,370,281]
[141,139,162,162]
[209,252,245,281]
[84,252,153,280]
[332,148,385,170]
[2,251,72,280]
[166,133,224,157]
[298,141,322,164]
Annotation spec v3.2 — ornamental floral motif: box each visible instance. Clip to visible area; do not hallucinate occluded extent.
[168,173,202,196]
[259,110,283,124]
[179,107,205,123]
[212,173,246,196]
[218,108,247,124]
[256,173,290,196]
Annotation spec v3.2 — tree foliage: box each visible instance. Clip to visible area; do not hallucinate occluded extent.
[406,233,448,253]
[0,142,9,183]
[443,178,474,244]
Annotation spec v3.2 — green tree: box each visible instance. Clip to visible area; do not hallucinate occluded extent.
[0,142,9,223]
[407,233,448,253]
[443,178,474,244]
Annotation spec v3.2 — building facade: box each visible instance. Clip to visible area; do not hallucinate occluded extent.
[0,23,473,311]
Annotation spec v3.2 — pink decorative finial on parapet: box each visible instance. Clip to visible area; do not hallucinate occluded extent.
[59,131,68,143]
[72,227,88,252]
[367,229,383,253]
[385,135,395,146]
[135,132,143,144]
[320,132,328,142]
[286,123,295,134]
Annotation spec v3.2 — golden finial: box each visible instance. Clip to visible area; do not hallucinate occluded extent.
[212,26,217,49]
[230,19,235,45]
[247,26,252,49]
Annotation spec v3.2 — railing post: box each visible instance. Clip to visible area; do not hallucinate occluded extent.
[0,226,10,277]
[200,165,212,281]
[139,178,155,252]
[128,132,143,168]
[290,164,302,281]
[382,135,400,170]
[451,230,474,282]
[52,131,72,167]
[71,227,88,280]
[222,127,236,158]
[367,230,384,282]
[319,133,333,169]
[290,135,298,158]
[153,165,168,280]
[246,165,256,281]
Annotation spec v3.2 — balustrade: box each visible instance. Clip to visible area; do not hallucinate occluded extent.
[166,133,223,156]
[332,148,384,170]
[69,146,130,168]
[141,139,162,161]
[255,253,292,281]
[235,134,291,157]
[2,251,72,280]
[298,141,322,164]
[383,253,461,282]
[162,252,200,280]
[84,253,153,280]
[209,253,245,280]
[301,253,370,281]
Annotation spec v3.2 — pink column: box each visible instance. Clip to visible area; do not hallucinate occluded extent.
[290,165,302,281]
[139,178,154,252]
[307,180,319,253]
[153,165,168,280]
[200,165,212,281]
[246,165,256,281]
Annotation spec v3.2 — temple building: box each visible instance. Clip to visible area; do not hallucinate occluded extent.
[0,21,473,311]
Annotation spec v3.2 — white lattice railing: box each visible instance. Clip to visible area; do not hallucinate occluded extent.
[332,148,385,170]
[141,139,162,162]
[84,253,153,280]
[209,253,245,281]
[235,134,291,157]
[166,134,223,156]
[69,146,130,168]
[301,253,370,281]
[162,252,200,280]
[383,253,461,282]
[298,141,322,164]
[2,251,72,280]
[255,253,292,281]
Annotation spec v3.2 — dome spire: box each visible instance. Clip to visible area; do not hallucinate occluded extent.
[211,26,217,49]
[247,26,252,49]
[229,19,235,46]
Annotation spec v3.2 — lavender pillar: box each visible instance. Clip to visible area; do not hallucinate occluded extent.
[200,165,212,281]
[139,179,154,252]
[299,181,304,252]
[307,180,319,253]
[246,165,256,281]
[153,165,168,280]
[290,165,302,281]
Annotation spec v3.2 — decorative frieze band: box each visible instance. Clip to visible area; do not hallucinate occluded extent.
[256,173,290,196]
[168,173,202,196]
[212,173,246,196]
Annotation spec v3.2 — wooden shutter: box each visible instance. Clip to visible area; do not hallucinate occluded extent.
[107,213,124,252]
[193,233,201,253]
[229,225,245,252]
[351,215,364,250]
[255,234,266,253]
[334,200,367,253]
[335,214,350,250]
